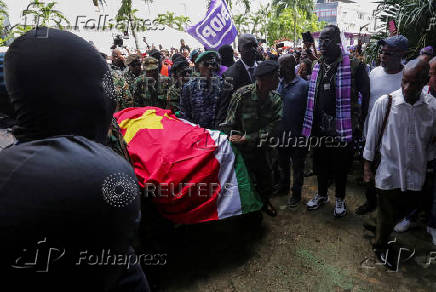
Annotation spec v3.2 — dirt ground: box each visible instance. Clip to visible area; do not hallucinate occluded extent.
[146,171,436,292]
[2,132,435,291]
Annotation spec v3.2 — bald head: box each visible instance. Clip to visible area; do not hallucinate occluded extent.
[238,33,257,66]
[402,59,430,103]
[238,34,257,52]
[112,49,124,67]
[278,54,296,81]
[404,58,429,80]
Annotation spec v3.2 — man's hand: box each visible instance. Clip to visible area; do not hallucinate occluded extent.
[229,134,246,144]
[363,160,374,183]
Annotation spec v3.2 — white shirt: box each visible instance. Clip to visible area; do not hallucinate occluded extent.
[364,66,403,137]
[363,89,436,191]
[240,59,257,82]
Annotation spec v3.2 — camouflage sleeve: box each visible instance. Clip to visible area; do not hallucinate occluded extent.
[112,71,134,110]
[132,77,144,107]
[120,81,134,110]
[221,90,243,135]
[246,92,283,143]
[166,85,181,113]
[107,117,132,165]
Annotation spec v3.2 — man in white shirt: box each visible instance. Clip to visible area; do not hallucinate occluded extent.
[363,59,435,268]
[357,35,408,215]
[427,57,436,245]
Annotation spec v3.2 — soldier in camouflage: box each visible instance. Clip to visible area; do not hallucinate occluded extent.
[109,49,134,110]
[221,60,283,216]
[111,67,134,110]
[123,54,142,94]
[132,56,170,108]
[166,58,191,114]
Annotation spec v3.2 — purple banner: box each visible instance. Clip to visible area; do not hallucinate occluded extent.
[186,0,238,49]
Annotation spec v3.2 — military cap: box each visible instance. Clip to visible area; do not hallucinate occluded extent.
[149,49,161,60]
[195,50,219,64]
[125,54,141,66]
[172,58,190,72]
[143,56,159,71]
[254,60,279,78]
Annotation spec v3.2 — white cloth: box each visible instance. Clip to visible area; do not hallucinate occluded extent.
[363,89,436,191]
[364,66,403,137]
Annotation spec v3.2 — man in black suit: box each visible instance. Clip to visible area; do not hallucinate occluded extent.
[215,34,259,127]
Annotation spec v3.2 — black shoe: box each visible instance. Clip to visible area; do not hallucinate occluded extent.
[262,200,277,217]
[288,195,301,208]
[355,201,376,215]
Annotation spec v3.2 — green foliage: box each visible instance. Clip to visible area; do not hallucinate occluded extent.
[233,13,250,34]
[266,8,325,46]
[21,0,70,30]
[272,0,314,17]
[365,0,436,63]
[208,0,250,14]
[155,12,191,31]
[116,0,154,50]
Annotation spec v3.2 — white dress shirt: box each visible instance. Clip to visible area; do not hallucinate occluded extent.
[240,59,257,82]
[363,89,436,191]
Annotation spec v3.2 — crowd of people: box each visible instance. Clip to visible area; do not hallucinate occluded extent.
[0,23,436,290]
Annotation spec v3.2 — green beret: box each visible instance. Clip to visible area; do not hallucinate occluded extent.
[195,50,219,64]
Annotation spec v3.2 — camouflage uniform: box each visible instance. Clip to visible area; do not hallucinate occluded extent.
[111,68,134,110]
[123,70,137,94]
[132,74,170,108]
[166,84,182,113]
[107,117,132,165]
[222,83,283,200]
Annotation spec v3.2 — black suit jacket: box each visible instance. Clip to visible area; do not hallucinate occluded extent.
[215,59,255,127]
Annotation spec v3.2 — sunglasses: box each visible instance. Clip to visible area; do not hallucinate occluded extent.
[203,59,218,67]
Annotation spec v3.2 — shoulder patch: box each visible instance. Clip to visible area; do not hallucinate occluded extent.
[235,83,255,97]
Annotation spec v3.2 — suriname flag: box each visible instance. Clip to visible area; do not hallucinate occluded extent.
[114,107,263,225]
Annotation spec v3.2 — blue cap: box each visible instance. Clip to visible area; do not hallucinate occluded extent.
[378,35,408,51]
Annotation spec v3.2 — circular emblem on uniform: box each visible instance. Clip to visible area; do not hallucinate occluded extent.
[102,173,139,208]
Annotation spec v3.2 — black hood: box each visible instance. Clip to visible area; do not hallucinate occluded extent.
[5,27,116,143]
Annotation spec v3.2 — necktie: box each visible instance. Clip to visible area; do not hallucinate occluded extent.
[248,67,255,82]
